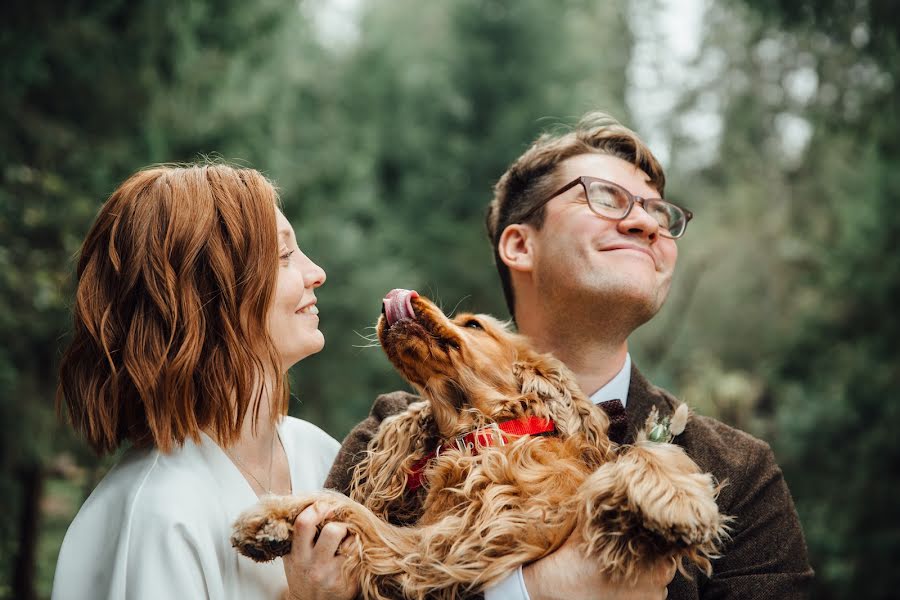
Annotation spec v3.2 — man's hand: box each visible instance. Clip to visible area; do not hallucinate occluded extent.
[283,503,360,600]
[522,532,675,600]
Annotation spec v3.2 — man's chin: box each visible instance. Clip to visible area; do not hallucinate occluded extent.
[587,282,665,327]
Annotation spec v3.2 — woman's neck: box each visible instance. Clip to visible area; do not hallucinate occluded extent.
[214,378,292,496]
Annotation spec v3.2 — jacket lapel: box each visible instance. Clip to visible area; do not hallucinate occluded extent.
[621,363,677,444]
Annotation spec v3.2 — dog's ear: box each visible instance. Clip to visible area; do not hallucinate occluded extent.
[513,355,571,400]
[514,353,613,454]
[427,377,468,410]
[350,401,435,519]
[423,377,470,437]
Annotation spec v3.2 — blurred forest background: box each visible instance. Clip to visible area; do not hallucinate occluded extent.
[2,0,898,598]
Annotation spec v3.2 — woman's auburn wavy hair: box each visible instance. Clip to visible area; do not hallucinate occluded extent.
[58,163,287,455]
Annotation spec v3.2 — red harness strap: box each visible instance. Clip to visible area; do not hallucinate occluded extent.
[405,416,556,491]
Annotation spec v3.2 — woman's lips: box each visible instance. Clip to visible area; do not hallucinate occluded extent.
[296,300,318,315]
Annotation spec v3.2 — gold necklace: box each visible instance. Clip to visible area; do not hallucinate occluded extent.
[226,428,282,495]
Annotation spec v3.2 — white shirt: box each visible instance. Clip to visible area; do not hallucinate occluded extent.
[485,354,632,600]
[52,417,340,600]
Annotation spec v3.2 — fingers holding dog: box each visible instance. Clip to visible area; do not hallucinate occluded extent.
[290,503,325,561]
[284,503,359,600]
[523,531,676,600]
[649,557,678,596]
[314,521,350,560]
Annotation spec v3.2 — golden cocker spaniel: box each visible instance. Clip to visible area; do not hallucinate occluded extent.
[232,289,727,600]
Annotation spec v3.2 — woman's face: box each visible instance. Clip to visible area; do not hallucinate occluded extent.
[269,210,327,371]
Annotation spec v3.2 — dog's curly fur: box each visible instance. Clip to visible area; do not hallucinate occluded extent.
[232,294,728,600]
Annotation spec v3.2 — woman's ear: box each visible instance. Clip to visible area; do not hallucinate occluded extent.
[498,224,534,273]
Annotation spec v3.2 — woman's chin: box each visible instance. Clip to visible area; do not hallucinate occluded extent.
[283,335,325,368]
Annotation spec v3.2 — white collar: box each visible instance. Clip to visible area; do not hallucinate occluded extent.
[588,353,631,407]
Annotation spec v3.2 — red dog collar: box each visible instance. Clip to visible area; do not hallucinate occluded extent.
[406,416,556,491]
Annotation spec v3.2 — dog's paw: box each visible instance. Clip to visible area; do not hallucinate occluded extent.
[619,443,728,556]
[231,495,309,562]
[578,443,728,578]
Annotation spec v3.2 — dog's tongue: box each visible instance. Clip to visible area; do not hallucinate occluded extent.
[383,289,419,327]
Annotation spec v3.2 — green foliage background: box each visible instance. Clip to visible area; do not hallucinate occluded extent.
[2,0,897,598]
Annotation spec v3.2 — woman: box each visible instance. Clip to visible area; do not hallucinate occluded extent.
[52,164,358,600]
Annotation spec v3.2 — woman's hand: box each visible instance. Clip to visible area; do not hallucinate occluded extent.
[283,503,359,600]
[522,531,676,600]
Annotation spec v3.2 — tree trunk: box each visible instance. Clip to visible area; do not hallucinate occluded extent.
[13,463,43,600]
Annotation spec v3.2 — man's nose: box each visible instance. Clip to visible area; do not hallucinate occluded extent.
[616,200,659,241]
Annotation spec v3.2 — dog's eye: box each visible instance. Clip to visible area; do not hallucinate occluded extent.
[464,319,483,330]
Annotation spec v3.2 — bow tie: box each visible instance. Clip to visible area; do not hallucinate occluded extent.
[598,399,627,444]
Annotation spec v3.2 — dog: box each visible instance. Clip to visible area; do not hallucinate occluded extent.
[232,289,727,600]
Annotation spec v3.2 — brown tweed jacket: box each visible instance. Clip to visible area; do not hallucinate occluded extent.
[325,364,814,599]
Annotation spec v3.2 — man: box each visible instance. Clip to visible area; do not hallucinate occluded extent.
[326,113,813,599]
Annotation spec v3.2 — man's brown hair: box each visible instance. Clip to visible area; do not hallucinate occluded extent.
[58,163,287,454]
[485,112,667,317]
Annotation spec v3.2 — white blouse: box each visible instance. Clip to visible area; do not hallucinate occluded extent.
[52,417,340,600]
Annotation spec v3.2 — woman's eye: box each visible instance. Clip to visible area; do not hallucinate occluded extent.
[464,319,483,330]
[280,250,295,261]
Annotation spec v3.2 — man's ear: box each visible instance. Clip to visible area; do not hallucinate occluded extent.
[498,224,535,273]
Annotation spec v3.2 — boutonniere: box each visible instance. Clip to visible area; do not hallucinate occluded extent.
[640,403,689,443]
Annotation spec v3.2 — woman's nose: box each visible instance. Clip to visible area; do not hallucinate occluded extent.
[304,258,326,288]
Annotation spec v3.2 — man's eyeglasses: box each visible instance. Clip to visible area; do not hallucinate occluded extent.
[520,176,693,239]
